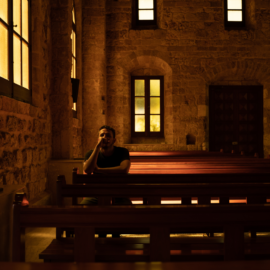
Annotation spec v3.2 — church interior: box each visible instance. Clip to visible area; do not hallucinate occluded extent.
[1,0,270,269]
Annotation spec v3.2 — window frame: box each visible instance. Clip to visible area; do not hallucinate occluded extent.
[224,0,246,29]
[0,0,32,103]
[132,0,157,29]
[71,3,77,118]
[131,76,164,138]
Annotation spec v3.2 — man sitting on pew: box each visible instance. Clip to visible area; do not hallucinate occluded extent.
[82,125,131,205]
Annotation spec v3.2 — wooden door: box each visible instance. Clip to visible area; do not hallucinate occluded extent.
[209,85,263,157]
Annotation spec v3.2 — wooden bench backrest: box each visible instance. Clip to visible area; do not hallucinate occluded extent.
[12,194,270,262]
[58,175,270,206]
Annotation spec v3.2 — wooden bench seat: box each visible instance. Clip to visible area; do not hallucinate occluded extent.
[12,192,270,262]
[4,260,270,270]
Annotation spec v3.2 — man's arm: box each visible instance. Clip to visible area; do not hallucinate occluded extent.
[94,160,130,174]
[83,138,104,174]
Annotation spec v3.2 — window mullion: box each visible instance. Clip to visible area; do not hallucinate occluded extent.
[145,78,150,136]
[9,0,14,94]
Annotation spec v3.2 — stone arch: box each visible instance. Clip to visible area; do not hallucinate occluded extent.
[198,60,270,157]
[106,53,173,148]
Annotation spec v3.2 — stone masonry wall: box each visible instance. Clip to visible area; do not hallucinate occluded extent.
[0,0,51,200]
[82,0,107,154]
[103,0,270,156]
[50,0,74,159]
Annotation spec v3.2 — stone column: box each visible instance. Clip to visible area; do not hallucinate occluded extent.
[82,0,107,154]
[50,0,73,159]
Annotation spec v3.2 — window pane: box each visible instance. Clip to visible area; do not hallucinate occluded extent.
[135,115,145,132]
[139,10,154,20]
[22,41,28,89]
[13,0,21,35]
[73,31,76,57]
[71,57,74,78]
[0,23,8,79]
[13,34,21,85]
[72,7,75,23]
[135,80,145,96]
[150,115,160,132]
[150,97,160,114]
[228,11,242,21]
[139,0,153,9]
[0,0,8,23]
[22,0,28,41]
[73,58,76,78]
[72,103,76,111]
[227,0,242,10]
[150,80,160,96]
[135,97,145,114]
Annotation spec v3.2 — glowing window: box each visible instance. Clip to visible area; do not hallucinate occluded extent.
[71,4,78,118]
[133,0,157,28]
[0,0,31,102]
[225,0,245,28]
[132,77,164,137]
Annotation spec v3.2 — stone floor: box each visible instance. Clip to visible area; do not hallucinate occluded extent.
[26,228,56,262]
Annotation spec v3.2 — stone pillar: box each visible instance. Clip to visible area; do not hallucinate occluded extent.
[82,0,107,154]
[50,0,73,159]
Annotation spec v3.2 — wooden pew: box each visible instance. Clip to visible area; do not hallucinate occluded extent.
[12,193,270,263]
[3,260,270,270]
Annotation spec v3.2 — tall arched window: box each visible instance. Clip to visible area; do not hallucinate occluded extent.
[0,0,31,103]
[71,3,77,117]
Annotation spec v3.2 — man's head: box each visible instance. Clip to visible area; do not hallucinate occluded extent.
[98,125,116,150]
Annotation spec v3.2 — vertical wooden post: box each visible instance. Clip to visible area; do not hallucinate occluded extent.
[74,227,95,262]
[72,167,78,184]
[150,227,170,261]
[224,224,244,260]
[147,196,161,205]
[181,197,191,205]
[98,196,111,205]
[198,196,211,205]
[12,193,26,262]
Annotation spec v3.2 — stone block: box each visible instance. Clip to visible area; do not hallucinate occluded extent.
[0,115,5,129]
[264,99,270,109]
[2,96,18,113]
[264,134,270,146]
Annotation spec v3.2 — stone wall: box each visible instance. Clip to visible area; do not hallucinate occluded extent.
[101,0,270,156]
[82,0,107,154]
[0,0,51,200]
[50,0,74,159]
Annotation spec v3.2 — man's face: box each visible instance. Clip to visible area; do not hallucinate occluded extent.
[98,128,116,149]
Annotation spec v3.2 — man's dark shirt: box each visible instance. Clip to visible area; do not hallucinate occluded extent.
[84,146,130,169]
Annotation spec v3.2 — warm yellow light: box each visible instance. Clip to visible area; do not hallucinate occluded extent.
[139,10,154,20]
[22,0,28,41]
[0,0,8,23]
[0,22,8,79]
[227,0,242,9]
[72,7,75,23]
[22,41,29,89]
[135,97,145,114]
[135,80,145,96]
[150,115,160,132]
[73,32,76,57]
[139,0,153,9]
[13,0,21,35]
[13,34,21,85]
[150,97,160,114]
[150,80,160,96]
[72,103,76,111]
[228,11,242,21]
[135,115,145,132]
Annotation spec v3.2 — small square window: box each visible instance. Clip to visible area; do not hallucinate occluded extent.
[132,0,157,29]
[224,0,245,29]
